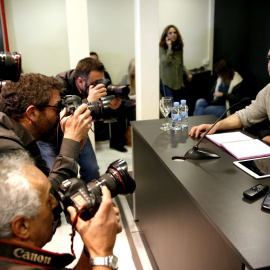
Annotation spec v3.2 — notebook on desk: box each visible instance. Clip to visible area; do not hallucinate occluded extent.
[206,131,270,160]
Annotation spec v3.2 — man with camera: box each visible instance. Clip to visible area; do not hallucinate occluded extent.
[0,72,92,196]
[0,150,121,270]
[38,57,123,184]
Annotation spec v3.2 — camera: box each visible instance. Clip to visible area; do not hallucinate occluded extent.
[61,94,117,122]
[0,51,22,82]
[57,159,136,222]
[97,78,130,98]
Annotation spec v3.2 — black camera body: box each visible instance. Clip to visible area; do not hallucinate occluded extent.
[97,78,130,98]
[58,159,136,223]
[58,178,102,222]
[61,94,116,122]
[0,51,21,82]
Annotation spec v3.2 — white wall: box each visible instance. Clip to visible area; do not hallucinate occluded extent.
[4,0,213,80]
[4,0,70,75]
[135,0,160,120]
[159,0,214,70]
[87,0,135,84]
[3,0,213,124]
[87,0,214,85]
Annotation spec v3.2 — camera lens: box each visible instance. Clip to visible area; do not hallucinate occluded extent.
[97,78,130,98]
[87,96,115,121]
[57,159,136,223]
[0,51,21,81]
[107,85,130,98]
[87,159,136,198]
[62,95,116,122]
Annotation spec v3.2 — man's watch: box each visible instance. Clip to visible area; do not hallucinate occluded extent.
[89,255,118,270]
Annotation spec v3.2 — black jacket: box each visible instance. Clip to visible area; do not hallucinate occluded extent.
[0,113,80,192]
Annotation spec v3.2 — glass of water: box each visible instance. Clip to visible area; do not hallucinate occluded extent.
[160,97,173,131]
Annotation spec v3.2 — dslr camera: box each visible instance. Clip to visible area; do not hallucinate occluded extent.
[0,51,22,85]
[97,78,130,98]
[61,94,117,122]
[57,159,136,222]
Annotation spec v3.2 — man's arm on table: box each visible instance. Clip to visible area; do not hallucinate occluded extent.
[189,114,243,138]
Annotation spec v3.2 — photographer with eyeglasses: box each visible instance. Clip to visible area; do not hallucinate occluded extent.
[0,72,92,200]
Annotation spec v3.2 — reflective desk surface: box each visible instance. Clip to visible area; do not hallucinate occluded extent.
[131,116,270,270]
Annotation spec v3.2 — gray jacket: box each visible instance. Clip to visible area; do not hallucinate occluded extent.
[235,83,270,128]
[0,112,80,192]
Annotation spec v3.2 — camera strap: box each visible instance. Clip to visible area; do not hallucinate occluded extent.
[70,206,87,257]
[0,239,74,269]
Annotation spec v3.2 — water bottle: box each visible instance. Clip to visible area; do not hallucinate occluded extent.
[180,99,188,128]
[171,102,181,130]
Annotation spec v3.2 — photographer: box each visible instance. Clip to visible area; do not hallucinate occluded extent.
[0,73,92,196]
[0,150,121,270]
[38,57,122,184]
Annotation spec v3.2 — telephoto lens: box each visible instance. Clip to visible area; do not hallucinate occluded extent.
[97,78,130,98]
[57,159,136,222]
[61,94,116,122]
[0,51,21,82]
[87,159,136,198]
[106,84,130,98]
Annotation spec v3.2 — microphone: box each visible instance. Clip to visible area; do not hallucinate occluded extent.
[184,97,251,160]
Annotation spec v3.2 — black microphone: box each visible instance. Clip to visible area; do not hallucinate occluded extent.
[184,97,251,160]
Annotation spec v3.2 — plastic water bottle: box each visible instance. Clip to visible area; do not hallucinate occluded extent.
[180,99,188,128]
[171,102,181,130]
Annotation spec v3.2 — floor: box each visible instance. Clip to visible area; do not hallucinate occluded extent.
[44,140,152,269]
[94,140,136,269]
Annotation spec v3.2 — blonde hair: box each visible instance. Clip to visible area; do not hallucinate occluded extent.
[128,58,135,90]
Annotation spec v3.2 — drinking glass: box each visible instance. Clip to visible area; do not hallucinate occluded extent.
[160,97,173,130]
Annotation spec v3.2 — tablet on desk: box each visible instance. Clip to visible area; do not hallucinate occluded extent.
[234,156,270,179]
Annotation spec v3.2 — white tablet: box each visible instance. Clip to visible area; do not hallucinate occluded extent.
[233,156,270,179]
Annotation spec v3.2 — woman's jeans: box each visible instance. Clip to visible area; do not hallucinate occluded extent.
[193,98,226,118]
[160,81,187,103]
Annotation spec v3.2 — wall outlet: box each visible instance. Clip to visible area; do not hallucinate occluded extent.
[203,59,209,66]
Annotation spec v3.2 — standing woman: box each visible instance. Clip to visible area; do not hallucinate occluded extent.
[159,25,192,102]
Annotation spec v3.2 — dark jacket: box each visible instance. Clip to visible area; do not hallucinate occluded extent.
[55,69,78,97]
[0,113,80,192]
[206,72,245,114]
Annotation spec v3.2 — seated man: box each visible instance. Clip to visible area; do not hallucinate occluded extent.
[0,150,121,270]
[189,49,270,144]
[0,73,92,195]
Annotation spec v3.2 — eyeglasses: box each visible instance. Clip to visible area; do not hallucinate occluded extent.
[41,105,62,114]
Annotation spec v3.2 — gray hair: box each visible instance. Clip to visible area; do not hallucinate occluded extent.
[0,150,41,239]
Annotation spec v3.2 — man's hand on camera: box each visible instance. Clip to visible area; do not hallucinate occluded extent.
[67,186,122,258]
[60,104,92,145]
[109,97,122,110]
[87,83,107,102]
